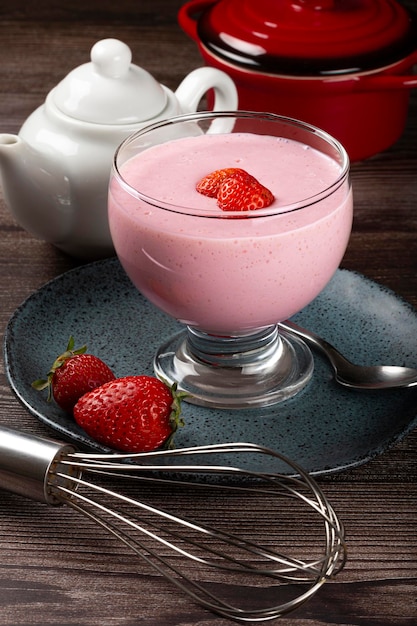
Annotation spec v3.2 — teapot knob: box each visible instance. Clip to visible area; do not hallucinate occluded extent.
[91,39,132,78]
[50,38,167,124]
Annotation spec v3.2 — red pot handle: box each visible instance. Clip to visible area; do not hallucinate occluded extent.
[178,0,217,41]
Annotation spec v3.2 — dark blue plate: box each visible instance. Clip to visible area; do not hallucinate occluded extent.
[4,258,417,475]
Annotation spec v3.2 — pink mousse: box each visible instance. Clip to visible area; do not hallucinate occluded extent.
[109,133,353,334]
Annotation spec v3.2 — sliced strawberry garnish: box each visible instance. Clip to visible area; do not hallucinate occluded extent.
[217,170,274,212]
[196,167,245,197]
[196,168,274,212]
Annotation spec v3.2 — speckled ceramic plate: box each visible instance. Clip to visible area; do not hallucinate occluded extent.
[3,258,417,475]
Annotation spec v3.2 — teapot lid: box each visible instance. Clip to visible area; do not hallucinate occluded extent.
[196,0,417,75]
[52,39,168,124]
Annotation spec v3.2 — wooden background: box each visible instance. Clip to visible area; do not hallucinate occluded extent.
[0,1,416,624]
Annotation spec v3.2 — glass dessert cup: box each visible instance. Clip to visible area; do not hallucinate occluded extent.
[109,111,353,408]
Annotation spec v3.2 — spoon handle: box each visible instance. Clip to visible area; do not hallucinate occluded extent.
[278,320,351,373]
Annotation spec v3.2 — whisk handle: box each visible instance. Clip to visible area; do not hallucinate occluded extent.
[0,426,78,505]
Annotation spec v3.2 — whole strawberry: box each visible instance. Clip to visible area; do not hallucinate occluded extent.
[73,376,184,453]
[32,337,115,413]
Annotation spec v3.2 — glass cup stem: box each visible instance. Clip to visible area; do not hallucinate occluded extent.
[154,325,314,408]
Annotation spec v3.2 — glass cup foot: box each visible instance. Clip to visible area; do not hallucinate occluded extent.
[154,325,314,409]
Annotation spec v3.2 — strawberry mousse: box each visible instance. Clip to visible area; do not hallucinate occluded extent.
[109,131,353,335]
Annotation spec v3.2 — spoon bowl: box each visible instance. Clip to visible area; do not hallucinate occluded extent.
[279,321,417,390]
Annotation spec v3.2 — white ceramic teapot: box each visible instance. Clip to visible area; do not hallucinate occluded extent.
[0,38,238,259]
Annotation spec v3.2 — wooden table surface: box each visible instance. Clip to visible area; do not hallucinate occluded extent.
[0,1,416,624]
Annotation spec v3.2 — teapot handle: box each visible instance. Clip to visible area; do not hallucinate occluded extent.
[175,67,238,114]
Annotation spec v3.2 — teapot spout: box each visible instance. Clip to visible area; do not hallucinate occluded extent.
[0,133,72,244]
[0,134,20,148]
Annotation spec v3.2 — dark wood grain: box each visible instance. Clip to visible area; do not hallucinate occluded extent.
[1,1,417,624]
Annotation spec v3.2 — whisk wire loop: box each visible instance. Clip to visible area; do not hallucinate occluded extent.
[53,470,333,581]
[52,478,335,622]
[0,429,346,622]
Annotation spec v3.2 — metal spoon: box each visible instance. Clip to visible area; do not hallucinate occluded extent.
[279,320,417,390]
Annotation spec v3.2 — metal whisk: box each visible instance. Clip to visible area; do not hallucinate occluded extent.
[0,426,346,622]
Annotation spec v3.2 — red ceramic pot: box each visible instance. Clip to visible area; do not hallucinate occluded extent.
[179,0,417,161]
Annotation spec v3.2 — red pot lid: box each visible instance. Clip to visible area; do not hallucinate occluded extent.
[196,0,417,75]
